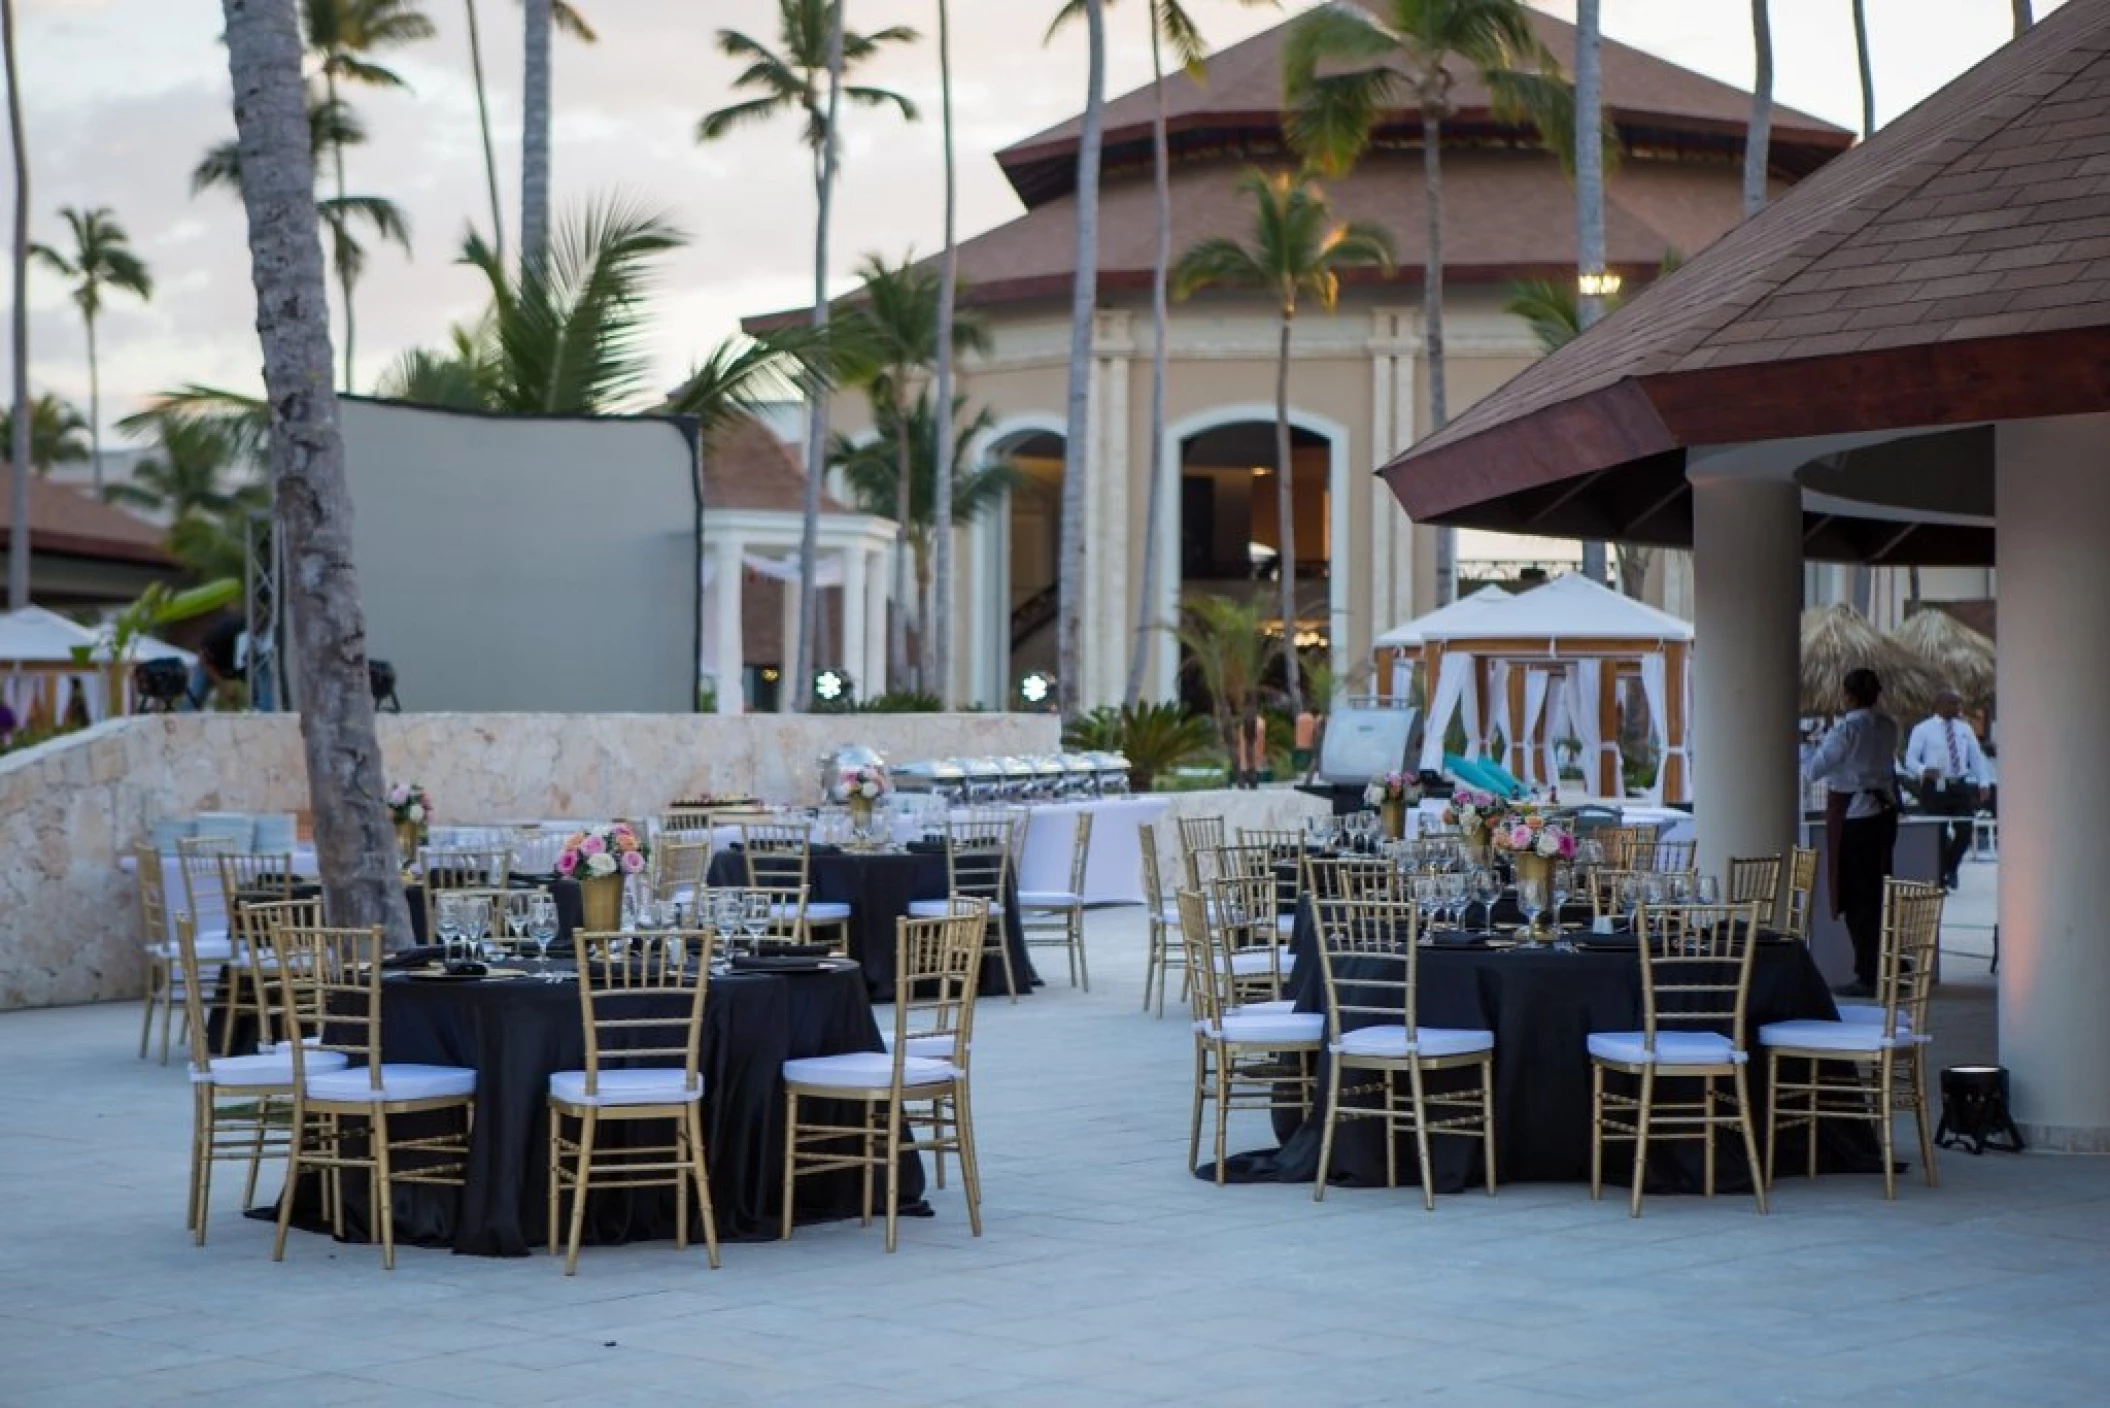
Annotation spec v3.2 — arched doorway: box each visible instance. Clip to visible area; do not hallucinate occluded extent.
[968,419,1067,708]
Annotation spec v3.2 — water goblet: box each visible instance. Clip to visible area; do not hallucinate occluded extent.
[1550,865,1575,951]
[1469,868,1501,935]
[1519,877,1548,940]
[505,891,532,954]
[434,892,462,965]
[1445,872,1470,932]
[741,890,772,950]
[526,894,559,980]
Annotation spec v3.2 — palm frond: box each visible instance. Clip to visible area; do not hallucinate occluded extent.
[1501,276,1582,353]
[1171,236,1268,300]
[550,0,597,41]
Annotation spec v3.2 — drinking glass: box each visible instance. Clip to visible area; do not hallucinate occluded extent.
[1621,874,1646,931]
[435,892,462,964]
[1445,872,1471,931]
[1470,868,1500,935]
[1519,877,1548,939]
[464,897,494,962]
[1550,865,1575,951]
[1693,874,1722,930]
[505,891,533,953]
[741,890,772,949]
[527,894,558,980]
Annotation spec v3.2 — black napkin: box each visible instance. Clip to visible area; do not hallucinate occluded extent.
[382,945,447,970]
[905,839,948,855]
[729,953,838,972]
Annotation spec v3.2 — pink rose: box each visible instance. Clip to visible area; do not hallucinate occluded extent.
[580,834,606,856]
[1509,825,1532,850]
[555,850,578,876]
[620,849,646,874]
[1557,833,1577,859]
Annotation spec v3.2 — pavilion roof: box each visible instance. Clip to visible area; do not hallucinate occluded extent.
[0,466,172,566]
[701,417,851,516]
[1378,4,2110,566]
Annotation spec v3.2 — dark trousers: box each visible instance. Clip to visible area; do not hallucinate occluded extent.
[1840,810,1899,986]
[1919,787,1975,885]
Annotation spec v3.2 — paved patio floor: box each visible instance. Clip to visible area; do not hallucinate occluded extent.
[4,856,2106,1406]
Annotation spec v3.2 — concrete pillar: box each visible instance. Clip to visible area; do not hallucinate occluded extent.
[1689,473,1802,885]
[864,547,889,700]
[712,538,743,715]
[1998,412,2110,1150]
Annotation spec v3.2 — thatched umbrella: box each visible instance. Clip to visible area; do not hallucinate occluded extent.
[1800,604,1943,720]
[1888,606,1996,708]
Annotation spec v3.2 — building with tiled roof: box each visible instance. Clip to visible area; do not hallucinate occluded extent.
[749,5,1848,709]
[0,466,177,605]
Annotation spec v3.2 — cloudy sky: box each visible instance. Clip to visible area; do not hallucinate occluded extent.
[7,0,2063,442]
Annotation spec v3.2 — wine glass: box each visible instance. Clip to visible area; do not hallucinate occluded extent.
[505,891,533,955]
[1693,874,1723,931]
[527,893,558,980]
[1445,872,1470,932]
[741,890,772,950]
[710,889,744,956]
[1550,865,1575,951]
[1519,877,1548,940]
[434,892,462,964]
[1469,868,1500,935]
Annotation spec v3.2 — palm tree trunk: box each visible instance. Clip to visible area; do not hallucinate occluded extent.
[930,0,958,708]
[2,0,27,610]
[1057,0,1106,715]
[465,0,506,270]
[85,312,102,493]
[1575,0,1607,586]
[1274,313,1302,719]
[1744,0,1774,218]
[1127,14,1172,707]
[2013,0,2033,37]
[890,391,914,689]
[324,70,355,392]
[795,4,848,712]
[1850,0,1875,140]
[521,0,552,279]
[217,0,414,949]
[1422,109,1454,606]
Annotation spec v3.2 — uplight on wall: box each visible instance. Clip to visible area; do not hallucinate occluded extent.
[814,668,853,706]
[1019,671,1055,709]
[1578,270,1623,298]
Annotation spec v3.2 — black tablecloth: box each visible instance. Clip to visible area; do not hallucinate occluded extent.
[276,963,924,1255]
[706,848,1037,1001]
[1210,899,1872,1193]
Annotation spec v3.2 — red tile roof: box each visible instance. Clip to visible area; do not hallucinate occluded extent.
[702,417,851,515]
[0,466,172,565]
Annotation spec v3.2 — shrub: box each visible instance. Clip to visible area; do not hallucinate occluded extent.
[1063,702,1215,791]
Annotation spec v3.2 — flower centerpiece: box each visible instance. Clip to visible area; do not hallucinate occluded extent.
[835,762,891,830]
[1442,787,1501,854]
[386,783,431,857]
[1364,771,1420,839]
[557,822,649,931]
[1489,795,1577,887]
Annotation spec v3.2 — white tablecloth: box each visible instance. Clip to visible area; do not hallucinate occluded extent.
[1013,797,1167,905]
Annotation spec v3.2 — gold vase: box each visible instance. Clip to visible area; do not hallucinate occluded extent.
[1510,851,1557,939]
[578,874,623,933]
[394,820,421,860]
[848,794,875,831]
[1379,797,1407,840]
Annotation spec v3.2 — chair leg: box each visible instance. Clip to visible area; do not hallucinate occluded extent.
[1188,1047,1206,1175]
[1733,1066,1768,1214]
[1702,1075,1718,1199]
[563,1108,596,1275]
[954,1083,984,1237]
[1911,1055,1940,1189]
[1480,1056,1498,1196]
[993,922,1018,1004]
[882,1101,905,1254]
[1878,1056,1898,1201]
[673,1114,690,1254]
[1072,911,1089,992]
[1407,1060,1436,1212]
[1213,1056,1231,1187]
[1313,1062,1342,1202]
[688,1106,721,1269]
[547,1104,562,1255]
[373,1110,399,1271]
[1629,1067,1654,1218]
[272,1107,306,1262]
[1805,1057,1821,1180]
[1589,1063,1605,1201]
[139,963,161,1060]
[240,1101,269,1212]
[188,1088,211,1243]
[1143,922,1160,1014]
[1763,1052,1779,1190]
[780,1092,799,1242]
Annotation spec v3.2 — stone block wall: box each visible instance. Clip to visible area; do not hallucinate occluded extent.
[0,712,1058,1011]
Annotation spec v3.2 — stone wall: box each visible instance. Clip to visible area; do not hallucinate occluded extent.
[0,711,1059,1011]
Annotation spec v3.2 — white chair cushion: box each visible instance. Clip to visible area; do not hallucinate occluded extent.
[155,935,236,962]
[905,899,1005,919]
[549,1067,703,1107]
[1335,1025,1495,1060]
[190,1049,349,1087]
[1226,1000,1295,1018]
[1197,1011,1325,1045]
[1275,913,1297,937]
[305,1063,477,1102]
[881,1031,963,1061]
[1218,948,1293,977]
[803,901,853,922]
[1018,890,1081,909]
[1587,1030,1746,1066]
[1758,1019,1929,1053]
[1832,1002,1915,1033]
[782,1050,961,1090]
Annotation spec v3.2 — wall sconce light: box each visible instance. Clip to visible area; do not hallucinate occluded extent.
[1578,270,1623,298]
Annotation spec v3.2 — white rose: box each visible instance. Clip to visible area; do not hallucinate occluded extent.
[1536,831,1561,858]
[1365,785,1383,807]
[407,803,425,822]
[585,852,618,877]
[861,781,879,798]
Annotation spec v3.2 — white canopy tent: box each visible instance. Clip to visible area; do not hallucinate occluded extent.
[1377,574,1695,801]
[0,605,198,726]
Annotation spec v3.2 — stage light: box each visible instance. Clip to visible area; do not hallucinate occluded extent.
[132,658,192,713]
[813,668,853,706]
[369,659,401,712]
[1019,671,1055,708]
[1578,270,1623,298]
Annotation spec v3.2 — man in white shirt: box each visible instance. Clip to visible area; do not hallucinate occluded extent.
[1803,668,1901,998]
[1904,688,1988,891]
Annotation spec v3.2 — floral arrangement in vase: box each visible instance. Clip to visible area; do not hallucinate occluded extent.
[835,763,891,802]
[556,822,649,881]
[387,783,431,828]
[1363,771,1419,808]
[1443,787,1501,840]
[1488,795,1578,861]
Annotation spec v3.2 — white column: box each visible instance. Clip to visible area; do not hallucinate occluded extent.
[712,538,744,715]
[840,545,867,700]
[864,546,889,699]
[779,564,800,714]
[1999,412,2110,1150]
[1689,473,1802,885]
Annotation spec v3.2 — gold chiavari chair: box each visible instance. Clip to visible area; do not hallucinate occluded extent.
[548,929,721,1274]
[272,924,477,1269]
[652,836,714,909]
[1587,899,1769,1218]
[781,903,987,1252]
[1018,811,1094,990]
[1784,846,1820,942]
[655,807,717,837]
[909,814,1019,1000]
[1138,822,1187,1018]
[1209,870,1293,1006]
[174,837,242,1047]
[1625,838,1697,874]
[1177,814,1228,890]
[418,845,514,941]
[1760,879,1945,1200]
[133,842,194,1064]
[1177,890,1322,1184]
[1596,826,1653,869]
[739,822,854,953]
[1304,853,1403,939]
[1728,854,1785,923]
[218,852,299,1052]
[1311,897,1497,1208]
[177,915,346,1246]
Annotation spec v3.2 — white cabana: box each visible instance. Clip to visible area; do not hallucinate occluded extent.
[1385,574,1695,800]
[0,605,197,726]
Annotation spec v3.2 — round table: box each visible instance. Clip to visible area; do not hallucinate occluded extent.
[277,960,924,1255]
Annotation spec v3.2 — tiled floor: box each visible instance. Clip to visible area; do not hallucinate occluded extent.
[4,855,2104,1406]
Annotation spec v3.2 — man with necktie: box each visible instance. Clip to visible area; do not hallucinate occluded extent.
[1904,687,1989,891]
[1804,668,1901,999]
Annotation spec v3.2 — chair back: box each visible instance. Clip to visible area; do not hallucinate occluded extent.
[1210,842,1279,883]
[1304,855,1402,934]
[1727,854,1784,917]
[236,895,327,1046]
[274,924,389,1093]
[889,902,985,1080]
[132,843,170,947]
[1139,822,1171,906]
[1237,827,1306,870]
[656,808,717,837]
[1177,815,1227,889]
[1626,838,1697,873]
[1310,896,1421,1049]
[173,916,220,1076]
[739,822,814,892]
[419,846,512,890]
[1597,826,1653,868]
[653,837,714,903]
[1174,890,1231,1030]
[1061,811,1095,895]
[944,815,1014,904]
[1633,900,1764,1056]
[571,930,713,1098]
[1784,846,1820,941]
[1209,869,1286,997]
[176,834,241,936]
[1877,879,1946,1040]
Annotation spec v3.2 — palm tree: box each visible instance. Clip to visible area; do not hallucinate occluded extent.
[830,393,1019,655]
[1057,0,1106,713]
[1173,592,1283,783]
[3,0,27,609]
[930,0,960,707]
[1849,0,1875,142]
[218,0,413,947]
[1285,0,1568,607]
[514,0,594,279]
[835,252,990,690]
[106,412,261,519]
[1574,0,1607,585]
[29,207,154,493]
[2014,1,2033,37]
[698,0,917,710]
[1745,0,1773,217]
[0,394,90,474]
[302,0,433,390]
[1173,167,1395,718]
[195,95,412,398]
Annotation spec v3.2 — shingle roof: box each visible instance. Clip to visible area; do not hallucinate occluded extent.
[1380,2,2110,561]
[701,417,851,515]
[0,466,172,565]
